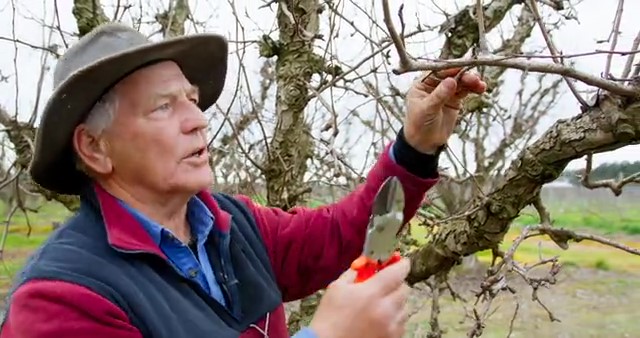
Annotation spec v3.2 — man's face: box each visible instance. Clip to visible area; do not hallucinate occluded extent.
[76,61,213,196]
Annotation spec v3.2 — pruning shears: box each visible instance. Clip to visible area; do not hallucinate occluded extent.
[350,176,406,283]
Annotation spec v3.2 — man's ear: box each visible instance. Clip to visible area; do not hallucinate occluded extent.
[72,125,113,175]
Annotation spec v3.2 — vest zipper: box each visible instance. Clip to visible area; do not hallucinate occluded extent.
[218,215,242,319]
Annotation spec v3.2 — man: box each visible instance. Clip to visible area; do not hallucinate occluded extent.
[0,23,485,338]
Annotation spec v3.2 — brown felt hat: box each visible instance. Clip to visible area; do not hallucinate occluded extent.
[29,22,228,195]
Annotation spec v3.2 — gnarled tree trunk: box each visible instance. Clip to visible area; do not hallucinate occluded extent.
[262,0,321,211]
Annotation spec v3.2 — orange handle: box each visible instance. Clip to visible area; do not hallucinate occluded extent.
[349,251,402,283]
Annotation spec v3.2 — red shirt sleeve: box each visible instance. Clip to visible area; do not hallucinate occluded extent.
[0,279,142,338]
[236,144,438,301]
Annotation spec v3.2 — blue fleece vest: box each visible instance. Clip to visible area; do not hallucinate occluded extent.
[0,190,283,337]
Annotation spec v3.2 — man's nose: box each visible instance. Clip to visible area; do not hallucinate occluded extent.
[181,102,208,134]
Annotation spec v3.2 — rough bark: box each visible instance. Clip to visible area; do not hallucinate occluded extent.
[155,0,190,38]
[438,0,518,59]
[407,94,640,284]
[260,1,326,334]
[72,0,109,37]
[261,0,322,210]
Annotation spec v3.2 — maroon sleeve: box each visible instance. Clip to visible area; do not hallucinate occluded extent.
[0,279,142,338]
[236,144,438,301]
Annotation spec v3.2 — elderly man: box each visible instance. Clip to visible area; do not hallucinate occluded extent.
[0,23,485,338]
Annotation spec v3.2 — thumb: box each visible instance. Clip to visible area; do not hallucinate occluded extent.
[424,77,457,108]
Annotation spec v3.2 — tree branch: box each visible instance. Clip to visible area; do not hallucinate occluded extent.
[579,153,640,196]
[407,94,640,284]
[380,0,640,98]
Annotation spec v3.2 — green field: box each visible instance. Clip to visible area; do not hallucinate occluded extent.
[0,191,638,337]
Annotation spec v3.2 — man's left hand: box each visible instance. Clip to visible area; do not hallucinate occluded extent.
[403,68,487,154]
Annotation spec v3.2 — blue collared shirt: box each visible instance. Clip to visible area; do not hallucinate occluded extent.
[118,197,227,306]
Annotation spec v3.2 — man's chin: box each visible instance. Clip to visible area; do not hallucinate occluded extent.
[184,170,214,193]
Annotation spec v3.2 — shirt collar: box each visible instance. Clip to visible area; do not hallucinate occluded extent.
[117,196,215,246]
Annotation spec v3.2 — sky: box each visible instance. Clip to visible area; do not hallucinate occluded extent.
[0,0,638,177]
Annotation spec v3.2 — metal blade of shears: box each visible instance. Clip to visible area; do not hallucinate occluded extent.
[361,176,406,262]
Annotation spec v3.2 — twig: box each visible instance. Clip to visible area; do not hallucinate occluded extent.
[506,302,520,338]
[426,277,444,338]
[381,0,410,70]
[526,0,589,107]
[621,29,640,79]
[532,193,551,226]
[603,0,625,78]
[528,225,640,256]
[579,154,640,196]
[396,54,638,97]
[474,0,489,55]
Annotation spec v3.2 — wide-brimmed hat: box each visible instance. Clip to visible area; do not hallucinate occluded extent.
[28,22,228,195]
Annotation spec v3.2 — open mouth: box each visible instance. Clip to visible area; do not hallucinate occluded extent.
[188,147,206,158]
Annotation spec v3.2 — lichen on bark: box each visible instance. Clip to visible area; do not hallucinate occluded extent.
[263,0,324,210]
[72,0,109,37]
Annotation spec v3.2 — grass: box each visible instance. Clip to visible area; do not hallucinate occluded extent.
[514,206,640,235]
[410,219,640,274]
[402,195,640,336]
[404,265,640,337]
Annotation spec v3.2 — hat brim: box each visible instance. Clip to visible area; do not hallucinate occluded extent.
[29,33,228,195]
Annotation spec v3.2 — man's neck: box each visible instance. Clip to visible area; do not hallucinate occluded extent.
[97,179,193,243]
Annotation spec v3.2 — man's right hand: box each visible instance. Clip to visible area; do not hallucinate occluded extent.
[309,258,412,338]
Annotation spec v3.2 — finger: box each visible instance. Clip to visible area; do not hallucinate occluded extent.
[365,258,411,295]
[387,298,410,338]
[456,73,486,93]
[441,105,460,133]
[423,78,458,110]
[329,268,357,287]
[392,307,410,337]
[420,68,463,88]
[386,283,411,310]
[431,67,464,79]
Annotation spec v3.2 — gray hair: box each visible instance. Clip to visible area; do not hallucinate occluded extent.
[74,88,119,175]
[85,89,118,135]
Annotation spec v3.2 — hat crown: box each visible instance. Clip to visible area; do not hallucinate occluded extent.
[53,23,150,88]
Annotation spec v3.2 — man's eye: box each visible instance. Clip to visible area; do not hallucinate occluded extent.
[189,98,199,105]
[155,103,170,111]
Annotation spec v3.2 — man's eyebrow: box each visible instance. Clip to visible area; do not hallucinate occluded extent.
[155,84,199,99]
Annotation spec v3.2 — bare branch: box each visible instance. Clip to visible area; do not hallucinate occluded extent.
[529,225,640,256]
[621,29,640,79]
[603,0,625,78]
[407,94,640,284]
[579,154,640,196]
[380,0,639,98]
[525,0,589,107]
[474,0,490,55]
